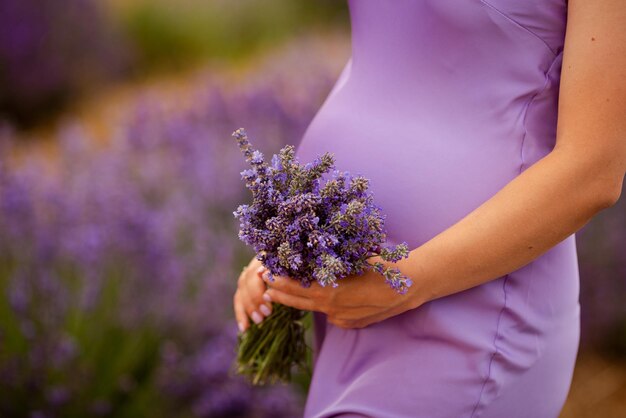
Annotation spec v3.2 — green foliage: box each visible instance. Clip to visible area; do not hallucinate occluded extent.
[0,260,166,417]
[115,0,347,72]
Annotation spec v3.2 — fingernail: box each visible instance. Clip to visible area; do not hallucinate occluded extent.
[256,265,265,273]
[251,311,263,324]
[238,321,244,332]
[259,304,271,316]
[263,292,272,303]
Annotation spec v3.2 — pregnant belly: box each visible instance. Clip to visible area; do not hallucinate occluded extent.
[294,88,528,249]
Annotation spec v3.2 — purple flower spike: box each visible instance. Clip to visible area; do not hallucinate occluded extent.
[233,127,412,292]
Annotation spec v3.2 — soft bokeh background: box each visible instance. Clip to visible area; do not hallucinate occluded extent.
[0,1,623,417]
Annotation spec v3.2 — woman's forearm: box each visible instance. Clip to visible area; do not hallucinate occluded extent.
[396,148,620,308]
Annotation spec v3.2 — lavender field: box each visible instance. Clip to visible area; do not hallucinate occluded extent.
[0,2,624,417]
[0,36,346,417]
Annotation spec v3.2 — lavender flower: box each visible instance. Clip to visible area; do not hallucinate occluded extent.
[233,127,412,293]
[232,127,412,386]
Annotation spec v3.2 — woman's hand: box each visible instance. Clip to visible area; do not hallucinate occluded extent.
[233,256,273,333]
[261,255,422,329]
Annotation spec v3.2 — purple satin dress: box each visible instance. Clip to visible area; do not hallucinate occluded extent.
[293,1,580,417]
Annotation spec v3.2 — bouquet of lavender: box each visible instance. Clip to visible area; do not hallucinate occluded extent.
[232,127,413,385]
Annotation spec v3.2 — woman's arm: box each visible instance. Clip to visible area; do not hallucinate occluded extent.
[400,0,626,309]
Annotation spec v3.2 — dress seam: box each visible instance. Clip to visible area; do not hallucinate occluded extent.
[469,51,563,417]
[478,0,558,56]
[469,273,510,418]
[519,51,563,173]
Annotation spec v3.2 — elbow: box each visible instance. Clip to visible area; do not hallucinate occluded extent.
[595,154,626,209]
[595,174,624,209]
[602,182,623,208]
[555,148,625,210]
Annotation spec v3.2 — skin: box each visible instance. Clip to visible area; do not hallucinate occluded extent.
[233,0,626,332]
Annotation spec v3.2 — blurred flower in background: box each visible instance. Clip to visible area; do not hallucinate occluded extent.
[0,0,131,126]
[0,44,339,415]
[0,0,346,413]
[0,0,346,128]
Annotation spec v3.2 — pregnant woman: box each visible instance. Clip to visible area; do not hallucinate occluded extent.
[233,1,626,417]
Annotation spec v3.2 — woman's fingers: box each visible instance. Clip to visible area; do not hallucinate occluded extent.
[237,264,258,332]
[236,262,274,332]
[265,287,315,312]
[251,265,273,317]
[233,289,248,333]
[261,271,320,299]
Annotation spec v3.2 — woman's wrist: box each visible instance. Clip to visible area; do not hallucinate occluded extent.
[405,248,437,309]
[375,248,434,311]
